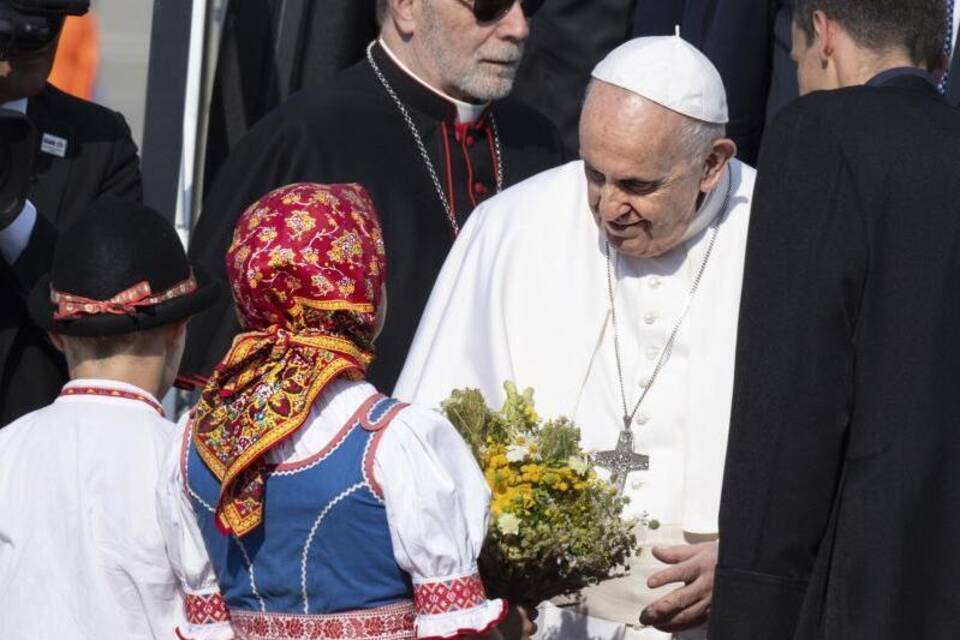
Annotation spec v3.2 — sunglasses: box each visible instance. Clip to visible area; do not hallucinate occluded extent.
[464,0,544,23]
[0,8,64,59]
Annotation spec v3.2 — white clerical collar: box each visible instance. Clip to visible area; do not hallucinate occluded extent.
[378,38,489,124]
[2,98,28,114]
[680,163,731,244]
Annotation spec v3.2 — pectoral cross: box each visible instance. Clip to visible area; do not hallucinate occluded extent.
[592,420,650,492]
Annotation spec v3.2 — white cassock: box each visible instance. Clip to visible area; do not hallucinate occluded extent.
[395,158,756,640]
[0,379,197,640]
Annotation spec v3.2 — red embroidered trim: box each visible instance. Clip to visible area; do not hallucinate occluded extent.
[418,598,509,640]
[184,592,230,625]
[273,393,382,473]
[230,601,416,639]
[51,273,198,320]
[59,386,165,417]
[413,574,489,616]
[361,400,407,500]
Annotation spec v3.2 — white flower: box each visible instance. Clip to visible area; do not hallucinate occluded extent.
[506,444,530,463]
[498,513,521,536]
[568,455,590,475]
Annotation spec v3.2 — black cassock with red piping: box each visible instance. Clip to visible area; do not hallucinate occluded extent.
[181,41,564,392]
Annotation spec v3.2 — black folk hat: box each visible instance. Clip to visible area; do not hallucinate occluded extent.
[29,198,221,337]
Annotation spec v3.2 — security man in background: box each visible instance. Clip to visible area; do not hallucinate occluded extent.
[0,0,142,426]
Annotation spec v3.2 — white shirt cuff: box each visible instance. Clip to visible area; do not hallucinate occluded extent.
[0,199,37,265]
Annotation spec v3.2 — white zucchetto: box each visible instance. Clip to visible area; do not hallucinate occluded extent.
[591,35,729,125]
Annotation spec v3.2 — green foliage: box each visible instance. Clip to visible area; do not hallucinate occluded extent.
[440,381,647,610]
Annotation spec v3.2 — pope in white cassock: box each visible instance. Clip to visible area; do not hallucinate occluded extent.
[395,36,756,640]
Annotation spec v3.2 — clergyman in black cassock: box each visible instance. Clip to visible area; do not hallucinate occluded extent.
[181,40,564,391]
[710,9,960,640]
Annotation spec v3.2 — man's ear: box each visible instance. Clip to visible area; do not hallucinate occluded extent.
[699,138,737,194]
[388,0,419,36]
[812,10,834,65]
[48,332,65,354]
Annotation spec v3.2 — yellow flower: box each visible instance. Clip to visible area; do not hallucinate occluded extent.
[258,227,278,243]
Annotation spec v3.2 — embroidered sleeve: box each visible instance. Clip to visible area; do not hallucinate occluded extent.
[158,416,235,640]
[375,406,507,639]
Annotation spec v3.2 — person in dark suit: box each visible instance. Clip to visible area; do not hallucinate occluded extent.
[709,1,960,638]
[0,1,142,426]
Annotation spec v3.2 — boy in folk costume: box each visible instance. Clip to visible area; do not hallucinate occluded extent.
[159,183,508,640]
[0,201,224,639]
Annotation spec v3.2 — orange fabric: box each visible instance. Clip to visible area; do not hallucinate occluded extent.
[49,13,100,101]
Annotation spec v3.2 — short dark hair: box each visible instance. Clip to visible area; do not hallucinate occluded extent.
[794,0,947,70]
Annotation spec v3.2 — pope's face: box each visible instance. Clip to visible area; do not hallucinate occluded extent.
[580,82,708,259]
[415,0,529,102]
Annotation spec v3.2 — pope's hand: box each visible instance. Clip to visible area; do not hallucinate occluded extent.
[639,540,718,632]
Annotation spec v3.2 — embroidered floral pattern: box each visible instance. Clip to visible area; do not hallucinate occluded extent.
[413,574,489,616]
[192,183,387,537]
[230,602,416,639]
[184,592,230,625]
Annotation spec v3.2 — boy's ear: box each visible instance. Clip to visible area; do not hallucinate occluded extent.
[48,332,65,354]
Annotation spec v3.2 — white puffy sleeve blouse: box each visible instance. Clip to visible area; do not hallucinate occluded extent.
[157,378,505,639]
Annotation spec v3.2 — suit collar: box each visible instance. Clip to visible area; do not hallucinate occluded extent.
[867,67,940,97]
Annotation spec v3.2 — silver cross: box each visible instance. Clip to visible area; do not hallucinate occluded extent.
[592,422,650,492]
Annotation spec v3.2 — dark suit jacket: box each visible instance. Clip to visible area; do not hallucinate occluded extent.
[0,84,142,426]
[710,74,960,639]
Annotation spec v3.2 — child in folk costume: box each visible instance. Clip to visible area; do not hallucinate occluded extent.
[0,201,224,640]
[159,183,508,640]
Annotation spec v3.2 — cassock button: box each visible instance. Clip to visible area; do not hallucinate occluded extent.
[648,276,662,289]
[635,413,650,425]
[646,346,660,361]
[631,478,644,490]
[473,182,489,196]
[466,135,476,146]
[644,311,659,325]
[638,377,651,389]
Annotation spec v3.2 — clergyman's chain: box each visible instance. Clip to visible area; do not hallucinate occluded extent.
[606,175,733,427]
[366,41,503,236]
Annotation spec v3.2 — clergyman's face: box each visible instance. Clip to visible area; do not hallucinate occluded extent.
[417,0,529,102]
[579,82,706,259]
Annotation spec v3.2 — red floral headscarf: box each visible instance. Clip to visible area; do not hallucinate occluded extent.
[192,183,387,537]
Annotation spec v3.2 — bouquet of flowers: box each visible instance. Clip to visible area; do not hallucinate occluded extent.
[441,381,653,610]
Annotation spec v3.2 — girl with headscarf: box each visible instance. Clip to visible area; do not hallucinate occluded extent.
[158,183,506,640]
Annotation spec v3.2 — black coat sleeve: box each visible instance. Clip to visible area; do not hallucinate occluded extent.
[95,111,143,203]
[708,103,868,639]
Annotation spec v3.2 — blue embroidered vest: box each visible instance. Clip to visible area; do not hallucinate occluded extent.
[184,394,413,615]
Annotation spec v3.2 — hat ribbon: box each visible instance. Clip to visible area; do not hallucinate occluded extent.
[51,273,198,321]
